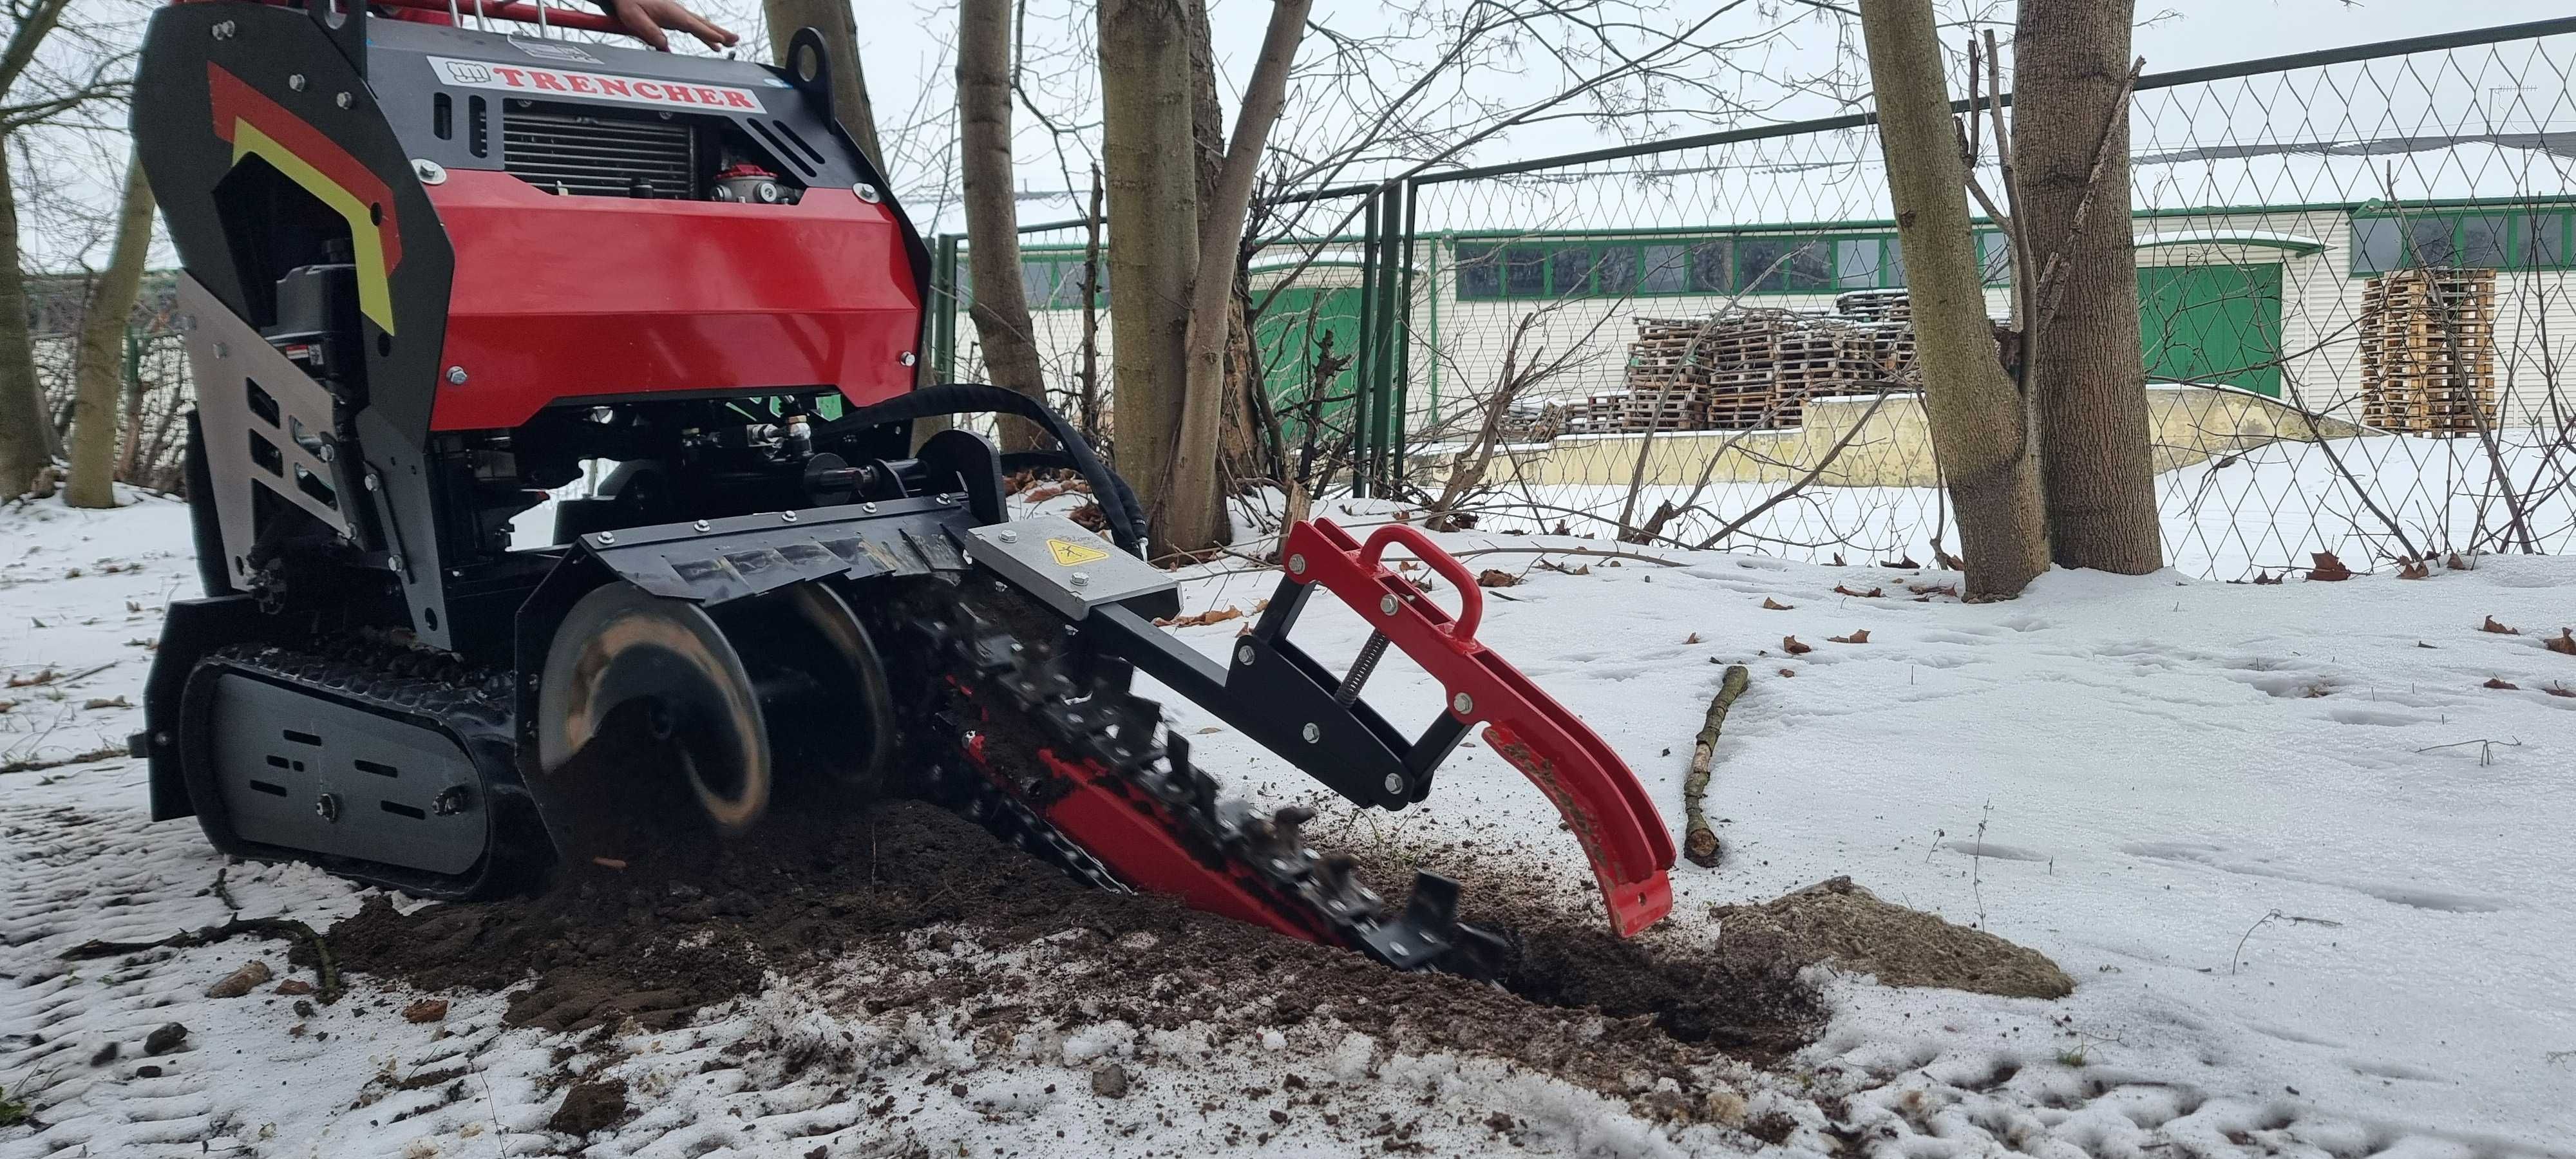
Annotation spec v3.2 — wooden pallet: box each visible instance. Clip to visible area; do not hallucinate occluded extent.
[2358,267,2499,437]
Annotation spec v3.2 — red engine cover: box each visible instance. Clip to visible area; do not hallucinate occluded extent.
[424,171,921,431]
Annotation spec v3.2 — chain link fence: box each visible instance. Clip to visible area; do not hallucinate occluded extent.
[1379,17,2576,578]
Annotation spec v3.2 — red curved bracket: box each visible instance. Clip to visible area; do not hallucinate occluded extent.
[1285,519,1675,937]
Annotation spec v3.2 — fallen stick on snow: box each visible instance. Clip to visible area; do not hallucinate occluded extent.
[61,916,345,1003]
[1683,664,1750,868]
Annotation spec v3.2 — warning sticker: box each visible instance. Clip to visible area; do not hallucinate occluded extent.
[1047,538,1109,567]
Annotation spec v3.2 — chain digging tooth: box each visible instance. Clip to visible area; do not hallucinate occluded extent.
[922,580,1500,972]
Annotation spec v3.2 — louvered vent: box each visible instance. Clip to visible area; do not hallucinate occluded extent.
[503,104,699,198]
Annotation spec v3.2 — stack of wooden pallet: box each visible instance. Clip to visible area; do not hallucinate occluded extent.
[1774,322,1882,426]
[1834,289,1912,323]
[2360,269,2497,436]
[1702,314,1798,429]
[1564,392,1633,435]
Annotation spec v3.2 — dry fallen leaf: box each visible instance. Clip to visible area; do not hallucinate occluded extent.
[1781,636,1813,655]
[1475,569,1522,589]
[1761,597,1793,610]
[1829,554,1847,567]
[1828,629,1871,645]
[1880,554,1919,569]
[2446,551,2470,570]
[2481,616,2519,635]
[591,857,627,870]
[1019,484,1066,504]
[1682,632,1702,645]
[2306,551,2353,581]
[402,998,450,1024]
[1155,605,1245,628]
[1776,668,1797,678]
[2251,571,2281,585]
[2547,628,2576,657]
[1906,581,1960,598]
[2483,677,2521,690]
[2545,684,2575,699]
[2397,558,2430,580]
[1833,584,1884,598]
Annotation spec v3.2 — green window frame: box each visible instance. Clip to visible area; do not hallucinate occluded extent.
[2350,207,2576,276]
[1453,231,1909,301]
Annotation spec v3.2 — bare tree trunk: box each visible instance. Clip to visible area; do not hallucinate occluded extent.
[1166,0,1311,552]
[1078,165,1105,441]
[0,149,53,498]
[956,0,1047,451]
[1859,0,2047,598]
[1184,0,1264,523]
[1097,0,1200,552]
[762,0,885,176]
[2017,0,2159,572]
[68,153,155,509]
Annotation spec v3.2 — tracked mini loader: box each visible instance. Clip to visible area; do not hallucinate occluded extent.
[131,0,1674,974]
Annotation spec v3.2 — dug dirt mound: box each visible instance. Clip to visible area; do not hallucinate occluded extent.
[325,797,1825,1123]
[1710,876,2073,999]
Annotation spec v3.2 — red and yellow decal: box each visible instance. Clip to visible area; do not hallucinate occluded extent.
[207,63,402,334]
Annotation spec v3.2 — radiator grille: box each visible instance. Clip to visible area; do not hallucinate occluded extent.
[502,104,698,198]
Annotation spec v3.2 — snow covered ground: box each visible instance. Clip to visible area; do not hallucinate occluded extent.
[4,490,2573,1158]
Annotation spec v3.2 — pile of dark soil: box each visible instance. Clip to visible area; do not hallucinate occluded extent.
[327,793,1825,1120]
[1708,876,2073,999]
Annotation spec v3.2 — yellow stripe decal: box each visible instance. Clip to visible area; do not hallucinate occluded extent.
[229,120,397,335]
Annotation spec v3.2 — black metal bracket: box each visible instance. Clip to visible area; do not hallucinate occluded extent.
[1082,570,1471,813]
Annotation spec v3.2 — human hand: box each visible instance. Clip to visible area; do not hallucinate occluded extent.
[604,0,739,52]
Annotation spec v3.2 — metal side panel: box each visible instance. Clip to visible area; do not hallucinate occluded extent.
[176,273,361,583]
[965,514,1173,621]
[208,673,484,876]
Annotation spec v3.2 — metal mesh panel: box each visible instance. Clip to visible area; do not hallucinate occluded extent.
[1367,21,2576,577]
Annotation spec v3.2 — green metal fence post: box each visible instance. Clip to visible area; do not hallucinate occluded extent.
[1351,191,1381,498]
[931,232,961,382]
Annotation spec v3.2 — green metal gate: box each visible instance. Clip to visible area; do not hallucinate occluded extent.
[2138,263,2286,397]
[1255,285,1365,444]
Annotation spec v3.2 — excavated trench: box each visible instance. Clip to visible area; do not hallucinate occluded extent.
[326,734,1824,1119]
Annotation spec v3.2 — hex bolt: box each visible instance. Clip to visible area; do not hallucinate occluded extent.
[1301,722,1320,743]
[693,520,711,532]
[412,158,448,185]
[432,786,470,816]
[855,183,881,202]
[315,793,341,822]
[1379,594,1399,616]
[1235,643,1256,666]
[862,502,878,514]
[1287,554,1307,576]
[899,350,918,366]
[594,532,616,545]
[212,20,236,39]
[363,473,380,492]
[212,341,229,359]
[1382,773,1404,795]
[1452,691,1474,715]
[997,530,1019,543]
[335,92,352,109]
[315,442,336,462]
[386,554,404,571]
[445,366,469,386]
[1389,941,1408,956]
[1069,571,1090,589]
[289,74,307,91]
[781,511,799,523]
